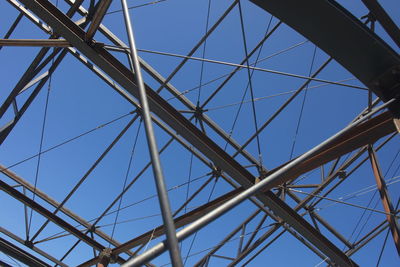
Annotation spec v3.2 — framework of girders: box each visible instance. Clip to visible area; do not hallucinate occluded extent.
[0,0,399,266]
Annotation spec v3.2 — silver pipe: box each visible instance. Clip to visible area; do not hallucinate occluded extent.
[122,99,395,266]
[119,0,183,266]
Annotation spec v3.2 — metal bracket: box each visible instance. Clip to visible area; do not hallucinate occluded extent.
[369,65,400,117]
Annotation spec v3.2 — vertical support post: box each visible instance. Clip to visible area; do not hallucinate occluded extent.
[368,145,400,255]
[119,1,183,266]
[361,0,400,48]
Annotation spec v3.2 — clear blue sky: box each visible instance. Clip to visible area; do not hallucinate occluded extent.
[0,0,399,266]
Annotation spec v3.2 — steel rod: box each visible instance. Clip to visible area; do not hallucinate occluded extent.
[122,98,393,267]
[0,39,70,47]
[368,145,400,255]
[120,0,183,266]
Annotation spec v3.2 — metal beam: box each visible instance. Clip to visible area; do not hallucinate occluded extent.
[78,188,242,267]
[61,0,266,174]
[368,146,400,255]
[250,0,400,116]
[81,109,394,265]
[0,179,126,264]
[0,39,70,47]
[0,164,135,257]
[85,0,113,40]
[0,12,23,51]
[361,0,400,48]
[0,226,68,267]
[122,102,394,266]
[0,236,51,267]
[120,0,182,265]
[16,1,396,265]
[271,111,396,187]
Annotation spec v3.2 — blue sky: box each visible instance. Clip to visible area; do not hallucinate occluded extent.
[0,0,399,266]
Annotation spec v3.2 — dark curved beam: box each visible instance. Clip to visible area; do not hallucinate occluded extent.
[250,0,400,116]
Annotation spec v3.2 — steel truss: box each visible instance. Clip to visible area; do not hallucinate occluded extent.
[0,0,399,266]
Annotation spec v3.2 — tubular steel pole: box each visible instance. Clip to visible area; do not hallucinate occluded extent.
[119,1,183,266]
[122,100,395,267]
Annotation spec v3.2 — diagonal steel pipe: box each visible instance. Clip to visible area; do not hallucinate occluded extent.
[16,1,397,266]
[119,0,182,265]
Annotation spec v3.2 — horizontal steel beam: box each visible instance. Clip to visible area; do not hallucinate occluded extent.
[0,39,70,47]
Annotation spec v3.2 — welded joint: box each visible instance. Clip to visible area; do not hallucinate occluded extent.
[210,166,222,178]
[98,247,116,265]
[194,106,206,119]
[24,240,33,249]
[86,39,105,50]
[361,12,376,25]
[337,170,347,180]
[258,168,268,180]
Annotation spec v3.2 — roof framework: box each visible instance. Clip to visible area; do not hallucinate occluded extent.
[0,0,399,266]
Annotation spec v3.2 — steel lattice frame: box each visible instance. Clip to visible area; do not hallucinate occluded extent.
[0,0,399,266]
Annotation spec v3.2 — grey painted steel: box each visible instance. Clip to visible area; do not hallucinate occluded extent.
[16,1,374,265]
[0,1,396,266]
[120,0,183,266]
[250,0,400,115]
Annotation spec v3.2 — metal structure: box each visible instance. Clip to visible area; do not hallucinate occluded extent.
[0,0,399,266]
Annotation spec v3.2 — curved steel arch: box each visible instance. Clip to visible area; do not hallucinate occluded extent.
[250,0,400,115]
[1,0,399,266]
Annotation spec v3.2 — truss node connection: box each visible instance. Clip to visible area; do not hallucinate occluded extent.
[0,0,399,266]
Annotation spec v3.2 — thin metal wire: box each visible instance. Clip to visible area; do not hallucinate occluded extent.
[206,78,356,111]
[27,53,53,237]
[376,197,400,266]
[163,40,310,102]
[347,144,400,244]
[289,188,399,217]
[160,219,277,267]
[238,0,263,166]
[222,15,273,152]
[183,176,219,265]
[196,0,212,106]
[138,48,367,90]
[33,173,211,245]
[184,152,194,216]
[106,0,169,15]
[0,111,135,172]
[317,175,400,211]
[289,45,317,160]
[109,120,143,246]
